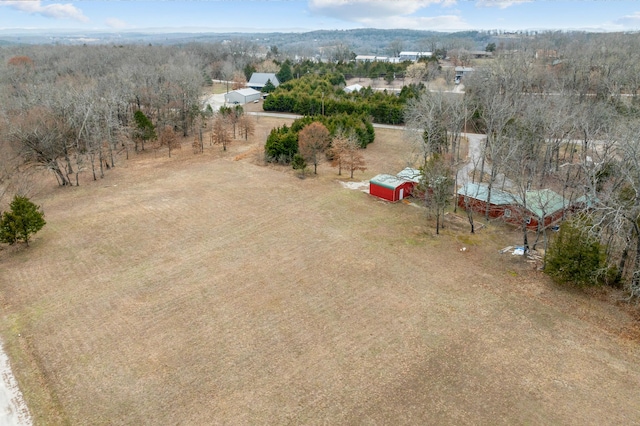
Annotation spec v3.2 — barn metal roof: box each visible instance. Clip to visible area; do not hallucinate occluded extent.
[370,174,410,190]
[236,88,260,96]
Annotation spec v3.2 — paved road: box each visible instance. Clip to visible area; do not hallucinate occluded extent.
[246,111,405,130]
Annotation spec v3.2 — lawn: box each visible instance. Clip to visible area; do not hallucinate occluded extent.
[1,116,639,424]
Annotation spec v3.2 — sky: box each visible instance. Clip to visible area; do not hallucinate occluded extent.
[0,0,639,33]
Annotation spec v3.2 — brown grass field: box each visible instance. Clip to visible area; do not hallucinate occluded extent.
[1,115,640,424]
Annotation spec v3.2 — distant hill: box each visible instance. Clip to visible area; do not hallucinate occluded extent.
[0,28,494,53]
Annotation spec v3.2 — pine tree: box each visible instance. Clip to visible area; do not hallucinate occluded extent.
[0,195,46,247]
[545,219,607,286]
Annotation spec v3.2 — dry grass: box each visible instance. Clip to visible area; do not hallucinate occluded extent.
[1,115,640,425]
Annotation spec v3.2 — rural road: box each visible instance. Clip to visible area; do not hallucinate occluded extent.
[0,342,31,425]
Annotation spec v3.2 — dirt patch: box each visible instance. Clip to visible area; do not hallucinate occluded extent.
[0,118,639,425]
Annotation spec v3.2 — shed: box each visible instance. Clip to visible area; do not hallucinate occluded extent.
[224,88,261,105]
[454,66,474,84]
[248,73,280,91]
[370,173,415,202]
[344,84,363,93]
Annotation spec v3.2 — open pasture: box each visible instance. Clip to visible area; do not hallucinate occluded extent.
[1,120,639,424]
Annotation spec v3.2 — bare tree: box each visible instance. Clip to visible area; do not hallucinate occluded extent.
[298,122,330,174]
[237,115,255,141]
[420,155,454,235]
[331,133,366,178]
[211,113,232,151]
[159,126,180,158]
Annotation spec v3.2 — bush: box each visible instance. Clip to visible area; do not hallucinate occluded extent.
[544,219,607,286]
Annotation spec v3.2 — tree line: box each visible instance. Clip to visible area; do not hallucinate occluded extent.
[405,32,640,298]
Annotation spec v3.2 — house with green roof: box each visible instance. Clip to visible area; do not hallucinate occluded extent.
[457,183,568,229]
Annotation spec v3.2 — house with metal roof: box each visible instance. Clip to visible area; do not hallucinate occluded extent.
[457,183,568,229]
[524,189,568,229]
[457,182,514,220]
[248,73,280,91]
[224,88,261,105]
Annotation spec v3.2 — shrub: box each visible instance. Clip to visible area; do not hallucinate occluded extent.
[544,219,608,286]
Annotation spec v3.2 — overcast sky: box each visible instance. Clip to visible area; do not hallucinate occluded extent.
[0,0,639,33]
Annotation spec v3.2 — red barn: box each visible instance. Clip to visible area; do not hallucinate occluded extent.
[370,174,416,202]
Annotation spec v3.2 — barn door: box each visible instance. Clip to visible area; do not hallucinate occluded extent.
[399,188,404,200]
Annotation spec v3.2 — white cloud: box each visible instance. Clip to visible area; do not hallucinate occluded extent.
[308,0,466,29]
[475,0,531,9]
[309,0,450,21]
[615,11,640,28]
[105,18,127,29]
[0,0,89,22]
[360,14,469,31]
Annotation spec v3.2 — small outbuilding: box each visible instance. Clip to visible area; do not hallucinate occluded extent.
[454,66,474,84]
[370,168,421,202]
[344,84,363,93]
[224,88,261,105]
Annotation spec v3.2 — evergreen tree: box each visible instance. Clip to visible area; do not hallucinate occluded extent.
[0,195,46,247]
[291,153,307,177]
[545,219,607,286]
[276,60,293,84]
[133,110,156,151]
[262,79,276,93]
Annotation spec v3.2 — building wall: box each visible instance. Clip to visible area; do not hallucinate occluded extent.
[370,183,394,201]
[457,195,506,219]
[370,182,414,202]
